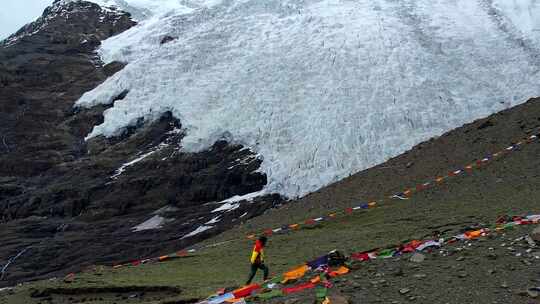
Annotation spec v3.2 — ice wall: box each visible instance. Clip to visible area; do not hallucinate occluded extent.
[76,0,540,198]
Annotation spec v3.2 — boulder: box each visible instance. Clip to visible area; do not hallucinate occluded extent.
[327,295,349,304]
[531,226,540,243]
[409,253,425,263]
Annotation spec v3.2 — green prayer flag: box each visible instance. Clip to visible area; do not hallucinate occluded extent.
[268,276,283,284]
[503,223,515,229]
[378,249,395,258]
[315,287,328,299]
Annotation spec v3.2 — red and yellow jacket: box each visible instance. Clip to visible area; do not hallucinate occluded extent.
[250,240,265,264]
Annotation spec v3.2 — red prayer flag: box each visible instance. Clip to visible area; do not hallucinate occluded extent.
[282,282,316,294]
[305,219,316,225]
[351,252,370,261]
[233,284,261,298]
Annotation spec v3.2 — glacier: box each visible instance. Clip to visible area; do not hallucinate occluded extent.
[75,0,540,198]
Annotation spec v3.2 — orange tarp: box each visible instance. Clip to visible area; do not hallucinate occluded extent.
[329,266,349,277]
[282,264,309,283]
[465,230,483,239]
[310,275,321,284]
[159,255,169,261]
[225,298,246,303]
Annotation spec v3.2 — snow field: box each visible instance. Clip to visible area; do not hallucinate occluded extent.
[76,0,540,198]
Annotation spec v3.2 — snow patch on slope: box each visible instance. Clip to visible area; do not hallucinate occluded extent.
[111,150,156,179]
[212,202,240,213]
[132,215,167,231]
[181,225,213,239]
[111,135,177,179]
[211,191,265,213]
[205,216,221,224]
[77,0,540,198]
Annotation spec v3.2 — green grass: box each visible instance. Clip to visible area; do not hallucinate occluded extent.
[2,138,540,303]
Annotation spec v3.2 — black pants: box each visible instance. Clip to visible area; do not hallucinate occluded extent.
[246,263,269,285]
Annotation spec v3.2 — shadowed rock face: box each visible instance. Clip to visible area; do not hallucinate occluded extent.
[0,0,136,176]
[0,1,278,286]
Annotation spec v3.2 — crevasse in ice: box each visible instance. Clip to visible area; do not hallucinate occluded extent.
[76,0,540,198]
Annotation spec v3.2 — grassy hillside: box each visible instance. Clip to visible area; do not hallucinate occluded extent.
[2,98,540,304]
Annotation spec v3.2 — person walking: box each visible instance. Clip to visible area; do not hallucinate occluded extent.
[246,236,269,285]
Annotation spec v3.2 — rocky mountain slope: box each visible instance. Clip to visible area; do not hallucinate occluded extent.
[0,0,280,286]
